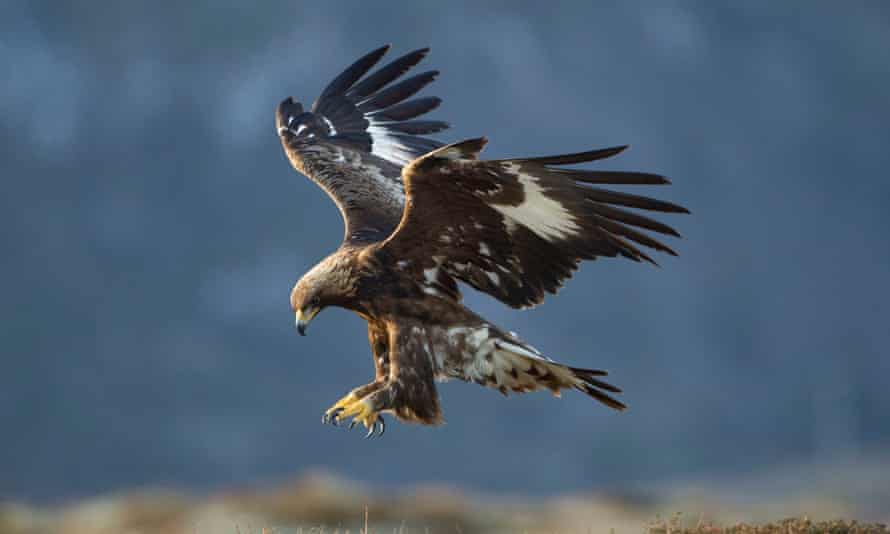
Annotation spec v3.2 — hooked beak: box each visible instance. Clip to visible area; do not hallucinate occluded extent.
[295,306,319,336]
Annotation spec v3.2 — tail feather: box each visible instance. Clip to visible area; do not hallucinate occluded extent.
[570,367,626,410]
[486,337,626,411]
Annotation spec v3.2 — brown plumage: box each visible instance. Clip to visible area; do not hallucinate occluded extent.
[277,46,688,437]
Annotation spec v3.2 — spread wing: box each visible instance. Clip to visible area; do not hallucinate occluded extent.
[277,45,448,244]
[381,138,689,308]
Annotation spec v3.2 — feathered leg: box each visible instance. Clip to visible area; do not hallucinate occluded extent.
[324,321,443,436]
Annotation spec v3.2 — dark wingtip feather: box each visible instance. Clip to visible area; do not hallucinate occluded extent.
[584,187,689,214]
[346,47,431,101]
[380,119,450,135]
[368,96,443,121]
[357,71,440,113]
[607,231,659,265]
[569,171,672,185]
[367,43,393,58]
[315,45,391,105]
[590,203,683,237]
[592,215,680,257]
[515,145,629,166]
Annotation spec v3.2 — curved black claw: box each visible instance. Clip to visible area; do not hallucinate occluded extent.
[322,407,343,426]
[365,415,386,439]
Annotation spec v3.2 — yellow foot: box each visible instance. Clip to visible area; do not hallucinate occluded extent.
[321,392,385,438]
[322,391,359,423]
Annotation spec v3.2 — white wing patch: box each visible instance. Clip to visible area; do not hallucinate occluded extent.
[490,163,581,242]
[367,118,417,166]
[320,115,337,135]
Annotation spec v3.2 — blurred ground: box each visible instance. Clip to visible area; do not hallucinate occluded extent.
[2,454,887,534]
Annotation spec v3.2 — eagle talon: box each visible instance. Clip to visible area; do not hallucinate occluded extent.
[322,406,344,426]
[366,417,385,439]
[322,392,381,435]
[322,392,360,426]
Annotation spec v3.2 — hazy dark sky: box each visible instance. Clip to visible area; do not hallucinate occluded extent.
[2,1,889,502]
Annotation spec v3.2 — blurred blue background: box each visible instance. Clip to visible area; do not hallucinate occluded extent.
[2,1,889,503]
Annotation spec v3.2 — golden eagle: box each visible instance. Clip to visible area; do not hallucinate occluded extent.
[276,45,688,437]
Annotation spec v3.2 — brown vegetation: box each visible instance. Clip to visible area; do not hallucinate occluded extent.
[1,470,887,534]
[647,515,887,534]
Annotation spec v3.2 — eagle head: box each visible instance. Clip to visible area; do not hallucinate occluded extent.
[276,97,334,142]
[290,254,355,336]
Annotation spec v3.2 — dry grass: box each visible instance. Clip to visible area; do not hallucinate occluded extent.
[646,514,887,534]
[1,469,888,534]
[227,518,890,534]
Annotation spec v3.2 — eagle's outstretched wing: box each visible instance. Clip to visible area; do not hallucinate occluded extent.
[277,45,448,244]
[381,138,689,308]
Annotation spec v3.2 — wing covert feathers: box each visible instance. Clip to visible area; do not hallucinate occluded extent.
[280,45,451,244]
[387,140,689,308]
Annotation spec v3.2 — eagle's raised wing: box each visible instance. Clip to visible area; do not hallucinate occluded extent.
[380,138,689,308]
[277,45,448,244]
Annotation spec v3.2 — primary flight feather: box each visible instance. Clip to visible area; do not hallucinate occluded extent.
[276,45,688,437]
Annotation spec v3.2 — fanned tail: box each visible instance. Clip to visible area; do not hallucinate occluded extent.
[569,366,626,411]
[459,325,626,411]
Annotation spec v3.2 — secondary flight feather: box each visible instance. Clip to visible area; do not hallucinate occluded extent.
[275,45,688,437]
